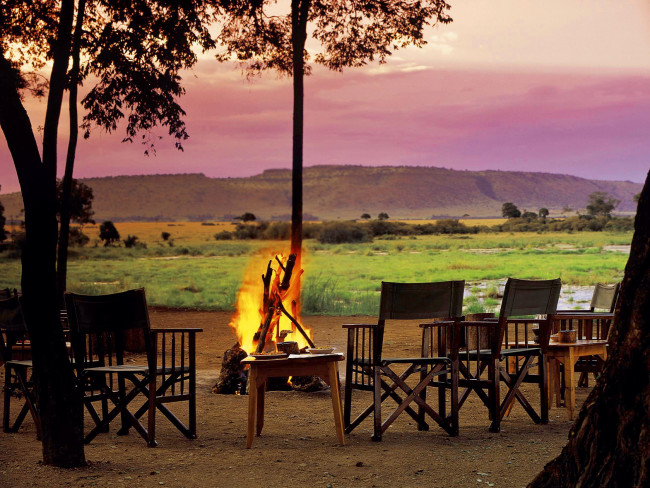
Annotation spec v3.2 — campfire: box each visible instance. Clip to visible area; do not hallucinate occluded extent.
[230,252,314,354]
[213,251,323,394]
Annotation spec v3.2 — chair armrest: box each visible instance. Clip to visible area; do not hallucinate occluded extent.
[550,313,613,320]
[458,320,500,327]
[150,328,203,334]
[503,318,544,324]
[342,323,377,329]
[419,320,456,328]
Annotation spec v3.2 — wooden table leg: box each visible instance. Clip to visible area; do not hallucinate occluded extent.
[564,350,576,420]
[546,358,554,408]
[246,366,258,448]
[256,379,266,436]
[327,361,345,446]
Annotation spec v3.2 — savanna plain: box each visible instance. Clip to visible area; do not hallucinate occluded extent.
[0,222,632,487]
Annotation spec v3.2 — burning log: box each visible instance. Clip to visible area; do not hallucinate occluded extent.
[279,253,296,290]
[251,253,315,353]
[276,300,315,349]
[255,306,276,354]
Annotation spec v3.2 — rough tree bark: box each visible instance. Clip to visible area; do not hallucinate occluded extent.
[528,172,650,487]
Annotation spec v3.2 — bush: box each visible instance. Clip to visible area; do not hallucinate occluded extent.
[69,227,89,247]
[233,222,268,239]
[123,235,145,248]
[261,221,291,240]
[214,231,233,240]
[368,220,412,236]
[317,221,373,244]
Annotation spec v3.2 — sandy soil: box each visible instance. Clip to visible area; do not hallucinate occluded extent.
[0,310,586,488]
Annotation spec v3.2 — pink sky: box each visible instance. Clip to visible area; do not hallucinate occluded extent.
[2,0,650,193]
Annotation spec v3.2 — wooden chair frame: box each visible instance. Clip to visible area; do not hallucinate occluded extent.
[343,281,464,441]
[457,278,561,433]
[65,289,201,447]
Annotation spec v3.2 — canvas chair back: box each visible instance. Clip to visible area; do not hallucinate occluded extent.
[375,281,464,362]
[590,283,620,312]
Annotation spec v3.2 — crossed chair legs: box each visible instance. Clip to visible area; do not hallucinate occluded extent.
[458,351,548,433]
[83,369,196,447]
[345,359,459,441]
[3,361,41,439]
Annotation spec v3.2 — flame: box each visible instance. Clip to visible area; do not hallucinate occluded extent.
[228,249,312,354]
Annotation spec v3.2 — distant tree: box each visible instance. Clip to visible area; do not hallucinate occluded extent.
[0,188,6,243]
[634,192,641,203]
[562,205,573,215]
[56,178,94,225]
[217,0,453,259]
[586,191,620,218]
[99,221,120,246]
[502,202,521,219]
[161,232,171,241]
[521,210,538,220]
[0,206,6,243]
[360,213,371,220]
[378,212,390,221]
[238,212,256,222]
[538,208,549,220]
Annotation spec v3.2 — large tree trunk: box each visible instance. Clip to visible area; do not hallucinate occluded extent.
[529,171,650,487]
[290,0,310,260]
[0,0,86,468]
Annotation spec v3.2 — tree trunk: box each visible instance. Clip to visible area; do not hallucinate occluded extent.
[57,0,86,302]
[290,0,310,260]
[528,171,650,487]
[0,0,86,467]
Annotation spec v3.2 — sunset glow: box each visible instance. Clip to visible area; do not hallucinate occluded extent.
[1,0,649,193]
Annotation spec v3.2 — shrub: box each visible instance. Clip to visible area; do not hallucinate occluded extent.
[214,231,233,240]
[368,220,412,236]
[261,221,291,240]
[123,235,145,248]
[69,227,89,247]
[317,221,372,244]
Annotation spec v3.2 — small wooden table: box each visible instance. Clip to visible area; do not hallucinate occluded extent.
[546,340,608,420]
[242,353,345,448]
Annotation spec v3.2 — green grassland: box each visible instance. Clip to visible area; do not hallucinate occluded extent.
[0,229,631,315]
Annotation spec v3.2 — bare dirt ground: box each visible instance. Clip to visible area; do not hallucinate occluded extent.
[0,309,586,488]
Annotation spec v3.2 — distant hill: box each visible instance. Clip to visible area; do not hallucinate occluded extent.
[0,165,642,221]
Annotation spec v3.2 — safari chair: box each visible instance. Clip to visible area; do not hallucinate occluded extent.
[552,282,618,391]
[65,289,202,447]
[1,292,41,439]
[343,281,464,441]
[457,278,561,433]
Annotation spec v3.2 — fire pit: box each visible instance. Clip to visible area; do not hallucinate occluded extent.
[213,252,327,394]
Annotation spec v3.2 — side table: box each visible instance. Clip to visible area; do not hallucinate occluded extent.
[242,353,345,448]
